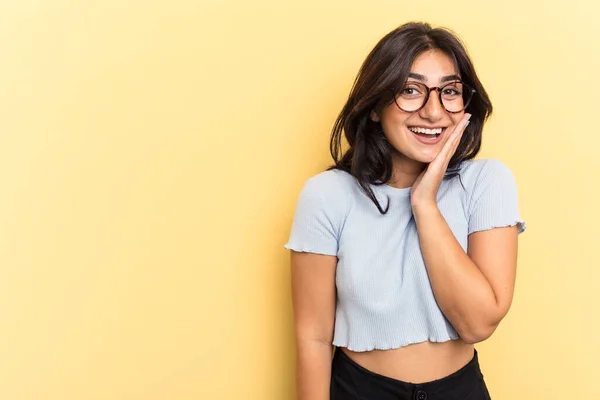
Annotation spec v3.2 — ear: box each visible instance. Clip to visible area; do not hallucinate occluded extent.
[370,110,380,122]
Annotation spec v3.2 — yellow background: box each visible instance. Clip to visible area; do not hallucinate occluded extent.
[1,0,598,399]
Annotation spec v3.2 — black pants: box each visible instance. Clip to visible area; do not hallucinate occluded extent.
[331,348,492,400]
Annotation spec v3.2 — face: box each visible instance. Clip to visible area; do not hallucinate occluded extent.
[371,50,465,166]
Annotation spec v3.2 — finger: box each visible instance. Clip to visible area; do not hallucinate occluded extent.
[451,113,472,136]
[437,116,468,162]
[447,114,471,156]
[449,119,469,155]
[429,141,456,174]
[429,114,472,173]
[436,115,471,170]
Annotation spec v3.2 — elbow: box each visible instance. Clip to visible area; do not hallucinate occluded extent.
[456,303,511,344]
[457,321,499,345]
[460,330,493,345]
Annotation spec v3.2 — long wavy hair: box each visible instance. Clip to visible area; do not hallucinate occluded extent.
[329,22,493,214]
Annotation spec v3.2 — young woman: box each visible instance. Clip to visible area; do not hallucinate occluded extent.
[285,22,525,400]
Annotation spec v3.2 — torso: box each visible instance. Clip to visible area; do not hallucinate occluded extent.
[334,170,475,382]
[288,160,505,379]
[329,168,472,352]
[329,163,484,381]
[341,340,474,383]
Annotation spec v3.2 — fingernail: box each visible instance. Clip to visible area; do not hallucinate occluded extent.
[463,120,470,129]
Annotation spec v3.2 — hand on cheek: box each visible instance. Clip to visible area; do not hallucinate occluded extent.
[410,113,472,211]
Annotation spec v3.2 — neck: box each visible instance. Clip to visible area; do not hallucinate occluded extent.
[387,153,426,189]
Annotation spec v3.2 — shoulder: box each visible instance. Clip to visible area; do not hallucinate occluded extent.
[287,169,356,247]
[458,157,515,178]
[456,159,525,234]
[456,158,517,189]
[299,168,358,202]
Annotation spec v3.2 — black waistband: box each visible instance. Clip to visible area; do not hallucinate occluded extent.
[332,347,484,398]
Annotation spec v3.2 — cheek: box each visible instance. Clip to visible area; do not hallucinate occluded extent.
[380,106,411,131]
[449,113,465,129]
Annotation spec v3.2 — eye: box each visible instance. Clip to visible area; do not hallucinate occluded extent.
[400,85,424,97]
[442,88,461,96]
[441,82,464,99]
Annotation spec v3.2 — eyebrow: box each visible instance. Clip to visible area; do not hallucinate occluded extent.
[408,73,462,83]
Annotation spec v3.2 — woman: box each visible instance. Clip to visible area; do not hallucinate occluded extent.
[284,22,525,400]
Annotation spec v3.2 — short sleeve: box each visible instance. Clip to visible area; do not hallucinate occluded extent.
[284,176,343,256]
[468,159,526,235]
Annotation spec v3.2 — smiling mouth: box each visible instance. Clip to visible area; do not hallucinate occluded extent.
[408,126,446,138]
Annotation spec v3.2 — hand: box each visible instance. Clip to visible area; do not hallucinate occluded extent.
[410,113,471,211]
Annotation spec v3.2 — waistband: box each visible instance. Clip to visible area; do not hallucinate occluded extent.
[332,347,484,398]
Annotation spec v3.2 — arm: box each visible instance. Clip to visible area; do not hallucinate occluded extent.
[291,251,337,400]
[410,115,522,343]
[412,205,518,343]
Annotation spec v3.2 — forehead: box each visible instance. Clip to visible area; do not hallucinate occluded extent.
[409,50,458,83]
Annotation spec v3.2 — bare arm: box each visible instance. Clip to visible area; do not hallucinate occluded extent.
[408,115,520,343]
[291,251,337,400]
[413,204,518,343]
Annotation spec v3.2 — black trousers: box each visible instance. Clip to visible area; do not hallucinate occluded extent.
[331,348,492,400]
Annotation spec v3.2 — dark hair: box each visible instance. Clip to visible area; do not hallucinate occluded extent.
[329,22,493,214]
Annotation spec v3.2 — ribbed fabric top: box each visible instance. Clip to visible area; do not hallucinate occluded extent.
[284,158,525,352]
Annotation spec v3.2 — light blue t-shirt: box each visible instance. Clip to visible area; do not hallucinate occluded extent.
[284,158,525,352]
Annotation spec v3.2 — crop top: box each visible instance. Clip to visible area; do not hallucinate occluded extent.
[284,158,526,352]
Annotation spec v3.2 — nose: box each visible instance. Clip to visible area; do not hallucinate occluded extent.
[418,89,445,121]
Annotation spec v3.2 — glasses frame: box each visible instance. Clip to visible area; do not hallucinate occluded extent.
[393,80,477,114]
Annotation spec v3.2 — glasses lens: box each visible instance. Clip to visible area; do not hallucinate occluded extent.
[440,82,473,113]
[394,82,428,112]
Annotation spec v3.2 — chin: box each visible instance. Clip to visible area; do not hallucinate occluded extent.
[391,140,444,165]
[412,149,441,164]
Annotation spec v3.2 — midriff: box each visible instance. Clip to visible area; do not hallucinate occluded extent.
[340,339,475,383]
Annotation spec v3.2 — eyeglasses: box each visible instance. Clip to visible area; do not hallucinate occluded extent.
[393,81,476,113]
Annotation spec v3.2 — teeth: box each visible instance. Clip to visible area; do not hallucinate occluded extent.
[409,127,443,135]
